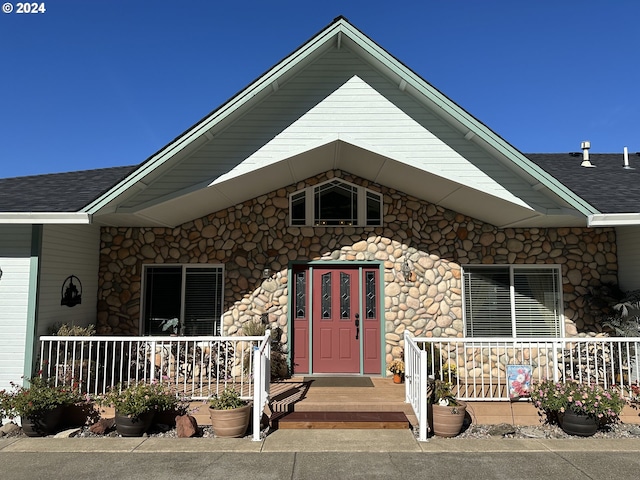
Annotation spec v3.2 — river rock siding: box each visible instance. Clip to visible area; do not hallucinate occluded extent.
[96,171,617,366]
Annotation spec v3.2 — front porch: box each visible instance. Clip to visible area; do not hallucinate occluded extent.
[39,334,640,438]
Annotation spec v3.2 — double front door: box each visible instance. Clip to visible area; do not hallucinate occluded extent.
[292,265,381,375]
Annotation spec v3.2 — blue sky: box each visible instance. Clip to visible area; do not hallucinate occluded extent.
[1,1,639,178]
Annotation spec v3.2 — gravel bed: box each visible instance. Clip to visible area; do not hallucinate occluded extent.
[2,421,640,440]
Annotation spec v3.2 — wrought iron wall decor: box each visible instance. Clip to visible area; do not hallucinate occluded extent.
[61,275,82,307]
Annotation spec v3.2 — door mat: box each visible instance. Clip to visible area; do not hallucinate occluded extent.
[303,377,374,387]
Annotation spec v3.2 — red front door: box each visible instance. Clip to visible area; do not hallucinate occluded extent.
[312,268,360,373]
[292,265,381,375]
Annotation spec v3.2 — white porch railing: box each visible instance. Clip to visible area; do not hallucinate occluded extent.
[39,333,272,440]
[405,332,640,440]
[404,332,428,441]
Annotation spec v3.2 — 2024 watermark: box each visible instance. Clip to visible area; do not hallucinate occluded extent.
[3,2,46,13]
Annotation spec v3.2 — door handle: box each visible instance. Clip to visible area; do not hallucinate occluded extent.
[355,313,360,340]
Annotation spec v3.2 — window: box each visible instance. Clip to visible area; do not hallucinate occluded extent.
[143,265,224,336]
[463,265,562,338]
[289,179,382,227]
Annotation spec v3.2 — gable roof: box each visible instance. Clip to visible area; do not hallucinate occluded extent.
[2,17,631,228]
[68,16,597,229]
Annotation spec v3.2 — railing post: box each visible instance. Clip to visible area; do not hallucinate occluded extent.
[418,348,428,441]
[251,331,271,442]
[552,340,560,382]
[252,345,262,442]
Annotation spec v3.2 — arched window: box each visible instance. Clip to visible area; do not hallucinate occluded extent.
[289,179,382,227]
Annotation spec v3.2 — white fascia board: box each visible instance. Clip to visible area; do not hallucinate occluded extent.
[0,212,91,224]
[588,213,640,227]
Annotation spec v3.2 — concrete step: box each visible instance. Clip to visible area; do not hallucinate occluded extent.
[274,411,410,430]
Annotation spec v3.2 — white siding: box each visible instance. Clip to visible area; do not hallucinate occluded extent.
[0,226,32,391]
[121,47,556,212]
[38,225,100,337]
[617,226,640,291]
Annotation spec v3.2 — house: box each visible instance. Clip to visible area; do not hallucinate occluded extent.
[1,17,640,393]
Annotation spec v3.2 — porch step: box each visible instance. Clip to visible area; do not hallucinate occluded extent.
[274,411,410,430]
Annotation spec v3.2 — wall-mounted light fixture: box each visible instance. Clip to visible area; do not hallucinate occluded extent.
[401,260,411,279]
[262,268,271,279]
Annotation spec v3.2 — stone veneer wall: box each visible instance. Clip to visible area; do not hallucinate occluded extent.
[97,171,617,370]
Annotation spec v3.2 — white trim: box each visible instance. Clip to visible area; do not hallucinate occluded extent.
[588,213,640,226]
[0,213,91,224]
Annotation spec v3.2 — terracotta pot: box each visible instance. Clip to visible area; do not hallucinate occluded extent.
[114,411,155,437]
[208,404,251,438]
[561,410,598,437]
[21,406,64,437]
[393,373,403,384]
[431,401,467,438]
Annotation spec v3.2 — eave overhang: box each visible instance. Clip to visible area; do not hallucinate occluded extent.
[588,213,640,227]
[0,213,91,224]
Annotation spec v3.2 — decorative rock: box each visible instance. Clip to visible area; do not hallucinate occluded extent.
[487,423,517,437]
[89,417,116,435]
[54,428,81,438]
[176,415,198,438]
[0,422,20,436]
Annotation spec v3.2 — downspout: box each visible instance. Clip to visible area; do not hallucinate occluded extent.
[22,225,42,384]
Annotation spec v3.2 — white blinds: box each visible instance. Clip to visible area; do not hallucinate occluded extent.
[464,268,512,337]
[464,266,561,338]
[513,268,560,337]
[184,267,223,335]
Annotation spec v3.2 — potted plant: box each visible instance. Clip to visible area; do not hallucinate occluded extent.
[0,376,79,436]
[429,380,467,437]
[530,379,626,436]
[99,381,179,437]
[387,359,405,384]
[208,387,251,438]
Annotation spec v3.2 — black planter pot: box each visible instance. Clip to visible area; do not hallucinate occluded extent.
[561,410,598,437]
[114,411,155,437]
[21,406,64,437]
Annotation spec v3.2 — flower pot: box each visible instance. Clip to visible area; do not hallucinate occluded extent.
[21,406,64,437]
[393,373,403,384]
[560,410,598,437]
[208,404,251,438]
[431,401,467,438]
[114,411,155,437]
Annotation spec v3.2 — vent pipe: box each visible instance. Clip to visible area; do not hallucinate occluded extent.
[623,146,632,169]
[580,141,594,167]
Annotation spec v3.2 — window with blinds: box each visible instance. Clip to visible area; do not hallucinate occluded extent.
[143,265,224,336]
[463,266,561,338]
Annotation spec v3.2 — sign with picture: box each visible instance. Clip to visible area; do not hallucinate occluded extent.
[507,365,532,400]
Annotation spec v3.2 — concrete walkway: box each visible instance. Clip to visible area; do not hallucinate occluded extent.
[3,431,640,480]
[2,429,640,453]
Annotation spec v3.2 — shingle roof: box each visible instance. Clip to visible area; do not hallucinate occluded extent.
[2,154,640,216]
[0,166,136,212]
[525,153,640,214]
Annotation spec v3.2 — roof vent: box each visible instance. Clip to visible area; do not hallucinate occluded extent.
[580,141,594,167]
[623,146,633,169]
